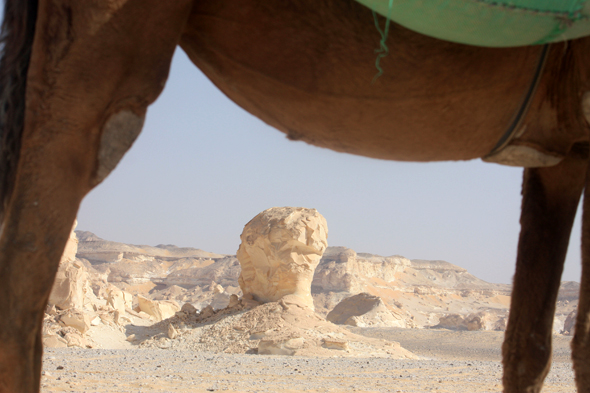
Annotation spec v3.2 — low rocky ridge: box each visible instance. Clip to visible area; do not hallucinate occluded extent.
[44,229,578,354]
[312,247,577,333]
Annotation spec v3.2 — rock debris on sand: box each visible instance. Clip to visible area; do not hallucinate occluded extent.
[41,347,575,392]
[41,304,576,393]
[135,298,415,359]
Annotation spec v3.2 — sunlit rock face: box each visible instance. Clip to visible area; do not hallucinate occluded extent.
[49,221,91,310]
[237,207,328,309]
[326,293,409,328]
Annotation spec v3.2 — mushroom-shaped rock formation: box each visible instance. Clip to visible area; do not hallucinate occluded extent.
[237,207,328,309]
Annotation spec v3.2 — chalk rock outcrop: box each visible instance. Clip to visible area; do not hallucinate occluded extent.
[59,309,91,334]
[326,293,408,328]
[49,222,92,310]
[313,247,411,293]
[106,285,133,313]
[137,295,180,322]
[564,310,577,335]
[237,207,328,309]
[49,259,90,310]
[258,334,306,356]
[434,312,498,331]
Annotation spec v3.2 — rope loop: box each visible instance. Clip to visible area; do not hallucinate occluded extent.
[372,0,394,83]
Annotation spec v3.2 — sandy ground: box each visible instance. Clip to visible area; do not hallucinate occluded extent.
[346,327,573,363]
[40,327,576,393]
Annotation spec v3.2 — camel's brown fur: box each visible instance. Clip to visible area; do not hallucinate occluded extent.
[0,0,37,219]
[1,1,590,392]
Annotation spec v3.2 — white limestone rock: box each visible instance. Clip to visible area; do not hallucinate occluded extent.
[237,207,328,310]
[137,295,180,322]
[168,324,178,339]
[180,303,198,315]
[106,284,133,313]
[464,312,494,331]
[211,292,230,310]
[435,314,466,330]
[434,312,495,331]
[312,247,411,293]
[61,221,79,264]
[553,316,565,335]
[63,331,90,348]
[199,305,215,319]
[43,334,68,348]
[228,294,240,309]
[59,309,91,334]
[258,334,305,356]
[49,222,92,310]
[322,338,349,351]
[564,311,577,335]
[494,316,508,331]
[326,293,408,328]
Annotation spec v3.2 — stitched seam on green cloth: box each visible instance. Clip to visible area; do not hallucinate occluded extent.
[531,0,588,43]
[473,0,589,21]
[533,25,566,45]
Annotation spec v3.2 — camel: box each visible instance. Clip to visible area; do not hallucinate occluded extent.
[0,1,589,392]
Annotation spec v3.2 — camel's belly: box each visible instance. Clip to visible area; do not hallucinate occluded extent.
[179,0,547,162]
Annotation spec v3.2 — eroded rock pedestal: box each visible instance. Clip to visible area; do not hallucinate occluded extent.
[237,207,328,309]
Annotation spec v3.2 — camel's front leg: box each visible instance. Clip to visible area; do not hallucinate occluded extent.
[502,146,587,393]
[572,154,590,392]
[0,1,192,392]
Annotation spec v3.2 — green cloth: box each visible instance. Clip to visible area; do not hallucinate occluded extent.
[355,0,590,47]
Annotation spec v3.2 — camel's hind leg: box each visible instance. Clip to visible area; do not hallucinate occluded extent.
[502,145,587,393]
[0,1,192,392]
[572,153,590,392]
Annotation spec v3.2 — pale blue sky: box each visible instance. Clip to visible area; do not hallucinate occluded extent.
[77,49,583,285]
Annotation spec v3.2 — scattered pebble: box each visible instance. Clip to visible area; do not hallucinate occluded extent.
[40,346,575,392]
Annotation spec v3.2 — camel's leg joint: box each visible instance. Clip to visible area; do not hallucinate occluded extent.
[95,110,145,185]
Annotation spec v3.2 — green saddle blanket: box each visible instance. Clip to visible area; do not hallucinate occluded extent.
[355,0,590,47]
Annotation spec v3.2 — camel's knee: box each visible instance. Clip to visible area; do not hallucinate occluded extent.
[22,0,193,189]
[94,110,145,185]
[502,332,552,393]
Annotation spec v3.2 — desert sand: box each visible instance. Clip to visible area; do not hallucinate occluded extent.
[40,327,575,392]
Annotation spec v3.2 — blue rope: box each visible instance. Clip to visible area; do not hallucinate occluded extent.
[372,0,394,83]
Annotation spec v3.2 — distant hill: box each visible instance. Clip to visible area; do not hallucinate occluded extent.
[74,231,577,333]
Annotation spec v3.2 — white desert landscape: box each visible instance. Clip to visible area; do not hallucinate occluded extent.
[41,209,578,392]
